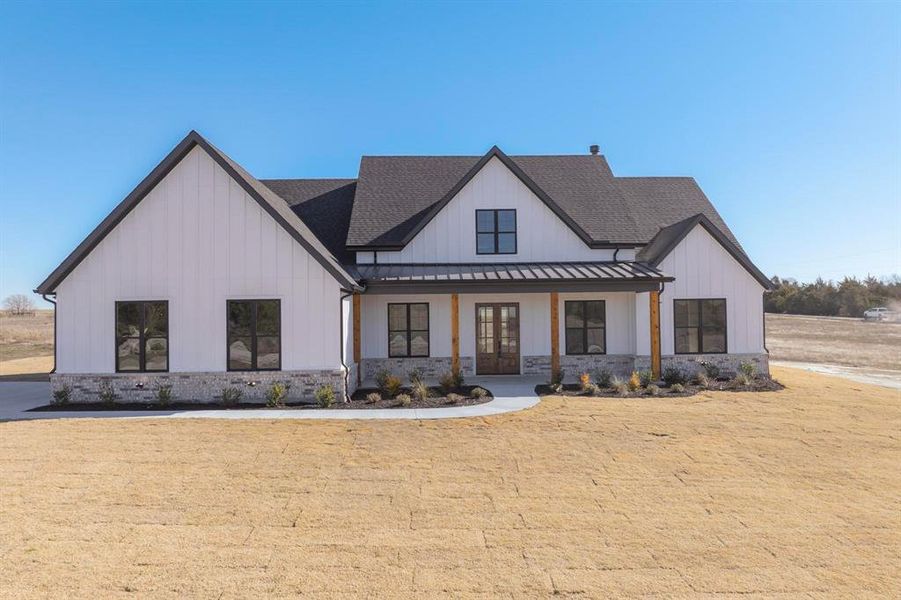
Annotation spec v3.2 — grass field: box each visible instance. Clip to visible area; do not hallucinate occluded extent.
[0,310,53,363]
[1,366,898,597]
[765,313,901,371]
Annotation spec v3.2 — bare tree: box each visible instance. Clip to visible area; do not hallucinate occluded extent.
[3,294,36,316]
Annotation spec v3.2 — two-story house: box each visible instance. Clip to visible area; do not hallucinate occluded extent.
[36,132,772,402]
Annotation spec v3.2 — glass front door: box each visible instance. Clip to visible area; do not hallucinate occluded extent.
[475,303,520,374]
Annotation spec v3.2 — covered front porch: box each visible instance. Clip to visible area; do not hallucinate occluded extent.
[348,262,671,387]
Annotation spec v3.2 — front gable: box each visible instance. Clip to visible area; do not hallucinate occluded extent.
[373,155,622,263]
[36,131,358,295]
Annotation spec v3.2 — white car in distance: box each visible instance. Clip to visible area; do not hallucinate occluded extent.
[863,307,894,321]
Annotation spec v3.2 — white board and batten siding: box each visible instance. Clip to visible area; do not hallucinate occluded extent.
[55,146,345,374]
[355,157,636,264]
[658,225,766,355]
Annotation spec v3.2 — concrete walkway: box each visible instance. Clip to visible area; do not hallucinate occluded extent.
[0,376,542,422]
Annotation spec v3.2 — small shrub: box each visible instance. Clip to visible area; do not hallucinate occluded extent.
[586,383,602,396]
[156,384,173,407]
[365,392,382,404]
[381,375,403,398]
[450,364,465,388]
[375,369,391,390]
[221,387,242,407]
[662,366,687,387]
[611,376,629,397]
[671,383,685,394]
[647,383,661,396]
[396,393,412,407]
[439,371,456,394]
[579,372,592,392]
[739,361,756,379]
[699,361,720,380]
[446,393,463,404]
[411,380,430,401]
[470,386,488,399]
[628,371,641,392]
[52,385,71,406]
[98,381,117,404]
[732,373,751,388]
[407,368,424,385]
[315,385,336,408]
[694,372,710,388]
[594,368,612,388]
[638,370,653,387]
[266,382,288,408]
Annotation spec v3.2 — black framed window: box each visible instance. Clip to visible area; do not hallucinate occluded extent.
[116,301,168,372]
[564,300,606,355]
[228,299,281,371]
[388,303,429,357]
[674,299,727,354]
[476,209,517,254]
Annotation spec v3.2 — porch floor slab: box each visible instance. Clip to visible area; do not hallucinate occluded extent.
[0,376,542,421]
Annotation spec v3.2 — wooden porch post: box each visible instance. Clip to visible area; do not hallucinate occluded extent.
[352,292,361,386]
[550,292,560,379]
[649,290,661,379]
[451,293,460,372]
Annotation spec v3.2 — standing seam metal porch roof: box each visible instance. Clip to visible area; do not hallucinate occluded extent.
[349,262,672,283]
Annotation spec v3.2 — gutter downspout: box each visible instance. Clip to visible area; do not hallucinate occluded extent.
[339,289,355,402]
[613,248,620,262]
[41,293,57,374]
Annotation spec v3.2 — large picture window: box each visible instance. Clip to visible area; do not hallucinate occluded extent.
[116,301,168,372]
[564,300,606,355]
[388,303,429,357]
[476,209,517,254]
[228,300,281,371]
[674,299,727,354]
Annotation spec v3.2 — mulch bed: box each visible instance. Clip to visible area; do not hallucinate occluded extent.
[29,385,493,412]
[536,377,784,398]
[344,385,492,409]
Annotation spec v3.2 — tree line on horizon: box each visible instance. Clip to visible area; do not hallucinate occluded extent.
[765,275,901,317]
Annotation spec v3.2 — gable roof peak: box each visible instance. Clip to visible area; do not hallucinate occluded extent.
[36,131,360,294]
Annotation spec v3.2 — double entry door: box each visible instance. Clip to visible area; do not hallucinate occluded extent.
[475,303,520,375]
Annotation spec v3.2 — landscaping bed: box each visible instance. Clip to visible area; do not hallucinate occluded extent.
[536,377,782,398]
[537,363,783,398]
[346,384,492,409]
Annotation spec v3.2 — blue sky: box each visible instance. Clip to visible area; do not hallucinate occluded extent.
[1,1,899,303]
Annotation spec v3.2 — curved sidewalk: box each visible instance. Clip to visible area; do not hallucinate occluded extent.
[0,376,541,421]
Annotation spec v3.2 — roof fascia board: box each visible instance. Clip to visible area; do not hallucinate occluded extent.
[648,214,773,290]
[36,131,360,294]
[395,146,597,248]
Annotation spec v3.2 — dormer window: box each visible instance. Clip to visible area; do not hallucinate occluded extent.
[476,209,517,255]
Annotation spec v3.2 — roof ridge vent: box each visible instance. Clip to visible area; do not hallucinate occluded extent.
[589,144,599,155]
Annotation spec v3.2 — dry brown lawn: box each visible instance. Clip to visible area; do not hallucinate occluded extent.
[766,313,901,371]
[1,366,899,598]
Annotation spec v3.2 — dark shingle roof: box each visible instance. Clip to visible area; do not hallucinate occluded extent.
[345,149,739,250]
[347,152,643,247]
[615,176,742,251]
[262,179,356,263]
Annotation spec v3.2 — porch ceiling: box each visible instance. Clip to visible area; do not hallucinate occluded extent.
[349,261,673,294]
